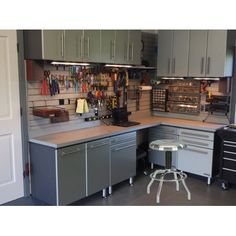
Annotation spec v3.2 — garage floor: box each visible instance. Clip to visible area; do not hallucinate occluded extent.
[4,170,236,206]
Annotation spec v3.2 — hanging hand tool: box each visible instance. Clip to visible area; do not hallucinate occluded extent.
[41,70,50,96]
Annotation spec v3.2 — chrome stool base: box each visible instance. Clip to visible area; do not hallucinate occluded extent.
[147,168,191,203]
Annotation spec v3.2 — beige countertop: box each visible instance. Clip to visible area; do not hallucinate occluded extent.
[29,113,225,148]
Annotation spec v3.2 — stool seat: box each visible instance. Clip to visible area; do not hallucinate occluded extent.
[149,139,187,151]
[147,139,191,203]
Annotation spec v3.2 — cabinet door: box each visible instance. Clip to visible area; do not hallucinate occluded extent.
[110,140,136,185]
[83,30,101,63]
[157,30,173,76]
[115,30,129,64]
[206,30,227,77]
[128,30,142,65]
[188,30,208,77]
[64,30,83,62]
[100,30,116,63]
[57,144,86,205]
[42,30,65,60]
[177,146,213,177]
[87,138,109,196]
[172,30,190,77]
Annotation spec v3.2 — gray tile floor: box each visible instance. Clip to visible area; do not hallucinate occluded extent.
[4,170,236,206]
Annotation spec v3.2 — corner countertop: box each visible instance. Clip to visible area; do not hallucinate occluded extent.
[29,112,225,148]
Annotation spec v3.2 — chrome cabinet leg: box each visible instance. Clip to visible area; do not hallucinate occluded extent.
[129,177,134,186]
[102,188,107,198]
[108,186,112,195]
[207,177,211,185]
[173,172,179,191]
[151,163,154,169]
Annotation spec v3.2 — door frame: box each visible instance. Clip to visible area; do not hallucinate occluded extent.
[17,30,30,196]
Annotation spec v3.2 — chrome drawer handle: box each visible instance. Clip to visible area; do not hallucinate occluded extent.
[224,150,236,155]
[223,157,236,162]
[224,144,236,148]
[224,140,236,145]
[89,142,108,149]
[113,144,136,152]
[184,147,209,155]
[61,148,81,156]
[223,167,236,173]
[180,138,211,147]
[180,131,210,139]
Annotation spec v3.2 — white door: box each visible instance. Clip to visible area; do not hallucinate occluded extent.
[0,30,24,204]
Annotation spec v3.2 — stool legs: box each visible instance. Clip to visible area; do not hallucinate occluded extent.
[173,172,179,191]
[147,170,159,194]
[156,175,164,203]
[181,177,191,200]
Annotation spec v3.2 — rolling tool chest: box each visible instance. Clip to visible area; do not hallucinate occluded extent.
[217,125,236,189]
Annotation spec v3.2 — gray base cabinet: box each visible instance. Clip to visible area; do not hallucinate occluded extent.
[57,144,86,205]
[177,128,215,184]
[110,132,136,186]
[30,132,137,205]
[87,138,110,196]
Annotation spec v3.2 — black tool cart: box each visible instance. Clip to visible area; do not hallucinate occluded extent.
[217,125,236,189]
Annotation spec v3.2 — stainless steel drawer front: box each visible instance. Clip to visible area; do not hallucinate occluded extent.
[58,144,85,156]
[179,129,214,140]
[151,125,178,135]
[110,132,136,145]
[179,137,213,149]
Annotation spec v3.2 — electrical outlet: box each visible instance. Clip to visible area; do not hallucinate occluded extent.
[59,99,64,105]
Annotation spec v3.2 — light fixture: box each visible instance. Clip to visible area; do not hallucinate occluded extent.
[194,77,220,81]
[161,77,184,80]
[105,64,132,68]
[51,61,90,66]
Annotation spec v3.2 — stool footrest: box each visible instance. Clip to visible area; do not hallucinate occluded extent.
[149,169,187,182]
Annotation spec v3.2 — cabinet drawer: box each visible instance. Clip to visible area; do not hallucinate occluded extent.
[87,138,109,150]
[58,143,85,157]
[150,125,178,135]
[178,146,213,177]
[110,132,136,145]
[179,136,213,149]
[223,140,236,153]
[223,150,236,160]
[179,128,214,141]
[149,132,178,142]
[110,140,136,151]
[223,158,236,170]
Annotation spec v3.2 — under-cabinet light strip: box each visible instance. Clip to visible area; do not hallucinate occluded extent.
[51,61,90,66]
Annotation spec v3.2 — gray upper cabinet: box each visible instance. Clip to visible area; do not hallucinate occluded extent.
[24,30,101,63]
[100,30,141,65]
[188,30,208,77]
[64,30,101,63]
[156,30,173,76]
[188,30,236,77]
[115,30,129,64]
[100,30,116,63]
[127,30,142,65]
[157,30,189,77]
[64,30,83,62]
[24,30,65,60]
[83,30,101,63]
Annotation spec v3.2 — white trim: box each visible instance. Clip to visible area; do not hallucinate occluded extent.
[55,150,59,205]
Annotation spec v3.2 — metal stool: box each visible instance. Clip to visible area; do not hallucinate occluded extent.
[147,139,191,203]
